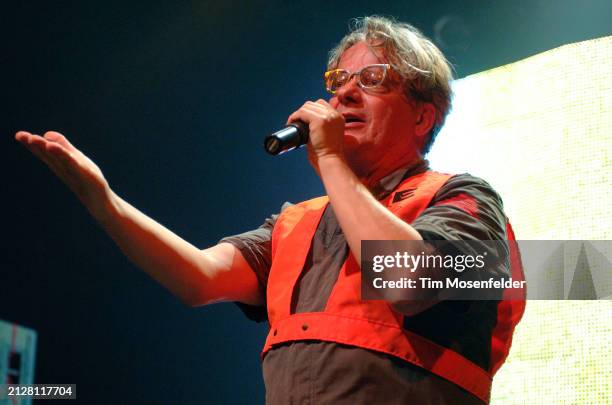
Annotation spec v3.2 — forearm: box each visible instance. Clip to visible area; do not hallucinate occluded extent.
[318,155,438,310]
[15,130,260,306]
[90,190,256,306]
[317,155,423,262]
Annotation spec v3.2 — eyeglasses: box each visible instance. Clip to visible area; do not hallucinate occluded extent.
[324,64,390,94]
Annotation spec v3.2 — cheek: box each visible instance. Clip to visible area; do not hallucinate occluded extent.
[369,104,395,132]
[329,96,340,108]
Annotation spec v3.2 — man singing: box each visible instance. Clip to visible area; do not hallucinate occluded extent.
[16,16,523,405]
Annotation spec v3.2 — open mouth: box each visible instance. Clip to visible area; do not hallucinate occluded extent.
[343,114,365,126]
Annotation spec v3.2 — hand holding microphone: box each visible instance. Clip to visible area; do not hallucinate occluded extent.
[264,120,309,155]
[264,100,345,159]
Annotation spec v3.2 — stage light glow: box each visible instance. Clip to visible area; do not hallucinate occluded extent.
[429,36,612,404]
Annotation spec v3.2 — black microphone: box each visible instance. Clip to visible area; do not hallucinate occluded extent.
[264,120,309,155]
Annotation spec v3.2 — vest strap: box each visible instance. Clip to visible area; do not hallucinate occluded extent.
[263,312,492,403]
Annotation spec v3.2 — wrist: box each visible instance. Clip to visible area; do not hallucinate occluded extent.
[317,153,365,193]
[87,186,121,226]
[316,153,347,170]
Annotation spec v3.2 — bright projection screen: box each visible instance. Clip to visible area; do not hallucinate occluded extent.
[428,36,611,404]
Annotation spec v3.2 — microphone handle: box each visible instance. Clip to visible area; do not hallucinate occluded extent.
[264,120,309,155]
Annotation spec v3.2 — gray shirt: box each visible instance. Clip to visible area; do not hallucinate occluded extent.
[222,162,508,404]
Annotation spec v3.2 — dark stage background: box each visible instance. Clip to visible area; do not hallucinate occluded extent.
[4,1,611,403]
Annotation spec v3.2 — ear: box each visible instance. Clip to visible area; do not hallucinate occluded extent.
[415,102,436,138]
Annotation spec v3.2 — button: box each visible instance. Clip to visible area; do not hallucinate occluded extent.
[273,329,277,336]
[301,323,309,331]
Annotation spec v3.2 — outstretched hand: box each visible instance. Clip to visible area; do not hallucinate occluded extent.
[15,131,111,216]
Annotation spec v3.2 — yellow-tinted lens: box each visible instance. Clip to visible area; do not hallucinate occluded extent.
[359,65,386,87]
[325,69,349,93]
[324,65,387,93]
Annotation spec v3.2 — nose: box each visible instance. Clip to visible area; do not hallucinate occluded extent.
[334,75,363,107]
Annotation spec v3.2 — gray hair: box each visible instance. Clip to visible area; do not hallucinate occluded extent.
[328,16,453,155]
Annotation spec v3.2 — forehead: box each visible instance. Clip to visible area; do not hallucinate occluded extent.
[337,41,386,70]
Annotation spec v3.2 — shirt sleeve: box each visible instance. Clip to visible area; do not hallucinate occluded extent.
[411,173,507,242]
[411,173,510,284]
[219,202,293,322]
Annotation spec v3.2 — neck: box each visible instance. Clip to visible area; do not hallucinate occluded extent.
[353,155,424,190]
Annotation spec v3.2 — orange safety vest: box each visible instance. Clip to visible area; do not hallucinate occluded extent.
[263,171,526,403]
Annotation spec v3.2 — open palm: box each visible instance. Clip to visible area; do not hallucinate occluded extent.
[15,131,110,212]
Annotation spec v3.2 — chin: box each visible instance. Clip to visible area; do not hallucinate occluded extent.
[343,133,361,149]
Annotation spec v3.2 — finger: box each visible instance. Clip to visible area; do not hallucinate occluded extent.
[23,141,54,167]
[22,133,70,164]
[286,99,321,125]
[43,131,78,153]
[299,102,330,116]
[39,146,85,190]
[302,100,328,111]
[15,131,42,147]
[17,132,85,189]
[23,132,74,163]
[301,101,338,119]
[19,134,53,161]
[301,105,343,128]
[306,99,334,113]
[45,140,74,160]
[16,131,71,156]
[27,134,49,148]
[44,142,84,178]
[315,99,332,107]
[20,134,75,175]
[15,131,33,143]
[286,109,311,126]
[23,140,72,182]
[301,103,329,116]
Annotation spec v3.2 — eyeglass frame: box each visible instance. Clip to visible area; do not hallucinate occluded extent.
[324,63,391,94]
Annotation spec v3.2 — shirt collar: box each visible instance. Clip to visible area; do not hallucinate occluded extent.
[370,159,430,200]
